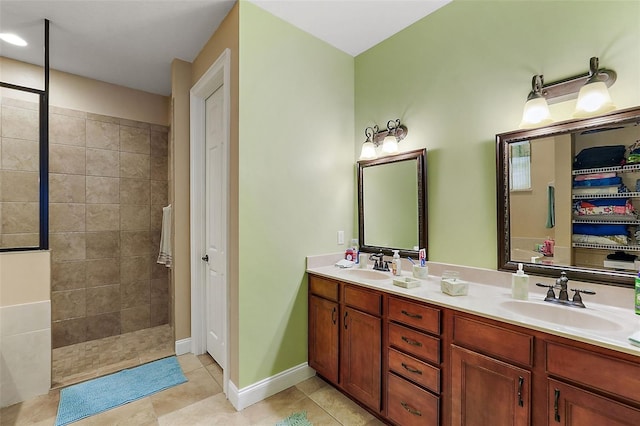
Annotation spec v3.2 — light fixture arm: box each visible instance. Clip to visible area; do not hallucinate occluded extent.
[536,56,616,105]
[366,119,408,147]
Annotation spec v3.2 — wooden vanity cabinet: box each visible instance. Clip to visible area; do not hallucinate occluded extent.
[450,315,532,426]
[308,273,640,425]
[386,296,442,426]
[545,341,640,425]
[307,275,383,413]
[341,284,382,411]
[308,275,340,383]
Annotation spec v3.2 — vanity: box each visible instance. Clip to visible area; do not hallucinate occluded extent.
[307,261,640,425]
[318,108,640,424]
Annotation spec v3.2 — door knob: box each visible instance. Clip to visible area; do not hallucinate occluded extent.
[202,255,209,262]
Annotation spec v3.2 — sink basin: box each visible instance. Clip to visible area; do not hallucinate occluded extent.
[339,269,391,281]
[498,300,623,332]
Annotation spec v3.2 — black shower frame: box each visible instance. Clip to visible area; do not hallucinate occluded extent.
[0,19,49,251]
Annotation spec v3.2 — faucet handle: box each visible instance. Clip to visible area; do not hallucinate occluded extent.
[536,283,556,301]
[570,288,595,308]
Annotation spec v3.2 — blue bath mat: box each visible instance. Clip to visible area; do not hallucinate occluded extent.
[55,356,187,426]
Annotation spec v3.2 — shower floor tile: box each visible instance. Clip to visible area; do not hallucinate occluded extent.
[51,324,174,388]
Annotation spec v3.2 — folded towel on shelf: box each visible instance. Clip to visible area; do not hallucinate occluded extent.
[573,223,628,236]
[572,185,624,196]
[157,205,172,268]
[574,172,618,181]
[573,177,622,187]
[573,145,626,169]
[572,234,629,245]
[574,199,634,216]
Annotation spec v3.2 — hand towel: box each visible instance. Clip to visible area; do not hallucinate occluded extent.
[546,185,555,228]
[157,205,172,268]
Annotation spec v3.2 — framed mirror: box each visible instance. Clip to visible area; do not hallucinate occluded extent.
[497,107,640,286]
[357,148,427,258]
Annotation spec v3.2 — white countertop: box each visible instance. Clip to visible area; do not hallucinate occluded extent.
[306,254,640,358]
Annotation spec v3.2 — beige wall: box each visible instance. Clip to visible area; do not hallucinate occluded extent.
[0,251,50,306]
[169,58,192,343]
[174,3,239,382]
[0,57,169,126]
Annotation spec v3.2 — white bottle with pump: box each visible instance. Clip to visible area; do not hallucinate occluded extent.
[512,263,529,300]
[392,250,402,276]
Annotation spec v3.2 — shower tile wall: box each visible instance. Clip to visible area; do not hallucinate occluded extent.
[1,101,170,349]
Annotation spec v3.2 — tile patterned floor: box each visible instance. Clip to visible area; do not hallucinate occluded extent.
[1,353,387,425]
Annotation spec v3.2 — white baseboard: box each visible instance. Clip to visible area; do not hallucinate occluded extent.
[175,338,192,356]
[227,363,316,411]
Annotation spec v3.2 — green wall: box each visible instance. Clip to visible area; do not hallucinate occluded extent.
[234,0,640,389]
[355,0,640,268]
[238,2,354,387]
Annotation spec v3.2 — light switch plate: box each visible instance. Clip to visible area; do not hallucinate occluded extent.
[337,230,344,245]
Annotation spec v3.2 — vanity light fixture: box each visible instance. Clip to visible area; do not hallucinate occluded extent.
[520,75,553,129]
[358,119,408,160]
[519,57,616,128]
[573,57,616,118]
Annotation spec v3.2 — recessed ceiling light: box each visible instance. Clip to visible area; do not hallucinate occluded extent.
[0,33,28,47]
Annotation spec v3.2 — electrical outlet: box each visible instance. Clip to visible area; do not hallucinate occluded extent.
[337,230,344,245]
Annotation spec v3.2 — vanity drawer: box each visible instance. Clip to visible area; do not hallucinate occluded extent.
[546,342,640,403]
[387,372,439,426]
[388,348,440,393]
[388,296,440,335]
[343,285,381,316]
[388,323,440,364]
[309,275,339,302]
[453,315,533,367]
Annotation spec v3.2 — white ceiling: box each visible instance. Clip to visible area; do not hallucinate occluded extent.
[0,0,450,96]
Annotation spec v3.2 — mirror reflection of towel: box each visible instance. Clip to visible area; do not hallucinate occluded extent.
[546,185,555,228]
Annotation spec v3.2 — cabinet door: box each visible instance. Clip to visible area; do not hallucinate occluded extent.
[341,306,381,411]
[451,345,531,426]
[548,379,640,426]
[308,295,339,383]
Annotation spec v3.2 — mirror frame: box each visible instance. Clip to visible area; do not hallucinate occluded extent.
[357,148,427,258]
[496,106,640,287]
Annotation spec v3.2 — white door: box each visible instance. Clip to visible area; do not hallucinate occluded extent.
[204,84,226,368]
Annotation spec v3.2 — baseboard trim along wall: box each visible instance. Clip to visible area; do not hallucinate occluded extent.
[175,338,192,356]
[227,363,316,411]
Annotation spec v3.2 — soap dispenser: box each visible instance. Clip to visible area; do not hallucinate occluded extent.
[392,250,402,276]
[512,263,529,300]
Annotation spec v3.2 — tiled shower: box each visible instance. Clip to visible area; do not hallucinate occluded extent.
[0,96,171,363]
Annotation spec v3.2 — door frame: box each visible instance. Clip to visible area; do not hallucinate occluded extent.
[190,48,231,395]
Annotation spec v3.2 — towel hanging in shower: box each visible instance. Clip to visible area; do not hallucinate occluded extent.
[157,205,172,268]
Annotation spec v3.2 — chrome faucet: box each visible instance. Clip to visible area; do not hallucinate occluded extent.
[535,271,596,308]
[369,252,390,272]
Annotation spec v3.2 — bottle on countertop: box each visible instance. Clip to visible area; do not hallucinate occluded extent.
[512,263,529,300]
[392,250,402,276]
[351,238,360,265]
[635,272,640,315]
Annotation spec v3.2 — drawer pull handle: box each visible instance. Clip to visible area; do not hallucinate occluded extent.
[517,376,524,407]
[400,401,422,417]
[401,310,423,320]
[401,336,423,347]
[554,389,560,422]
[331,307,336,325]
[401,362,422,375]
